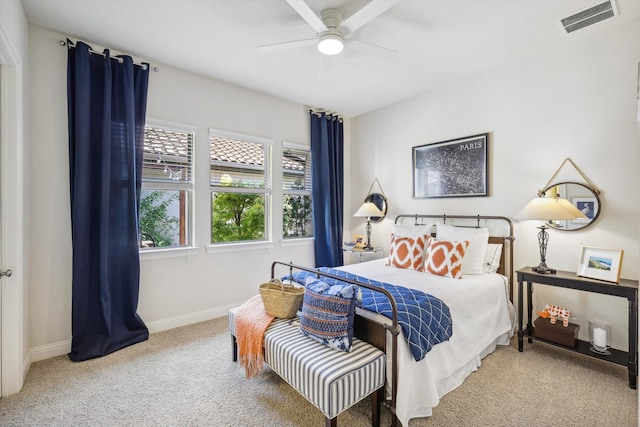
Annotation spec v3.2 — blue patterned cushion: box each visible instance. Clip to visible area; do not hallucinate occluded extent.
[290,268,453,361]
[299,277,356,352]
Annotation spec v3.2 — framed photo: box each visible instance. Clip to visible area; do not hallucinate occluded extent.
[571,197,598,224]
[412,133,489,198]
[577,246,624,283]
[353,234,366,248]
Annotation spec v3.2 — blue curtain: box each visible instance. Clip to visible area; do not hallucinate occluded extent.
[310,112,344,267]
[67,40,149,361]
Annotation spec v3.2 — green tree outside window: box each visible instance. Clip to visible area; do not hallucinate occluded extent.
[140,190,179,247]
[212,191,265,242]
[283,178,313,238]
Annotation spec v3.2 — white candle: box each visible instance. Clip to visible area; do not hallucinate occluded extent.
[593,327,607,348]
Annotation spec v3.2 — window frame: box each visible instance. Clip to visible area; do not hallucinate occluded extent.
[139,119,196,254]
[282,141,313,241]
[208,128,273,247]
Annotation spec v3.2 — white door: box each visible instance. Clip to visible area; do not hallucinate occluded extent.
[0,60,24,397]
[0,64,3,394]
[0,11,25,396]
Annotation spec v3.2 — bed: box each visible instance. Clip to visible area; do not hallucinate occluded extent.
[273,214,515,426]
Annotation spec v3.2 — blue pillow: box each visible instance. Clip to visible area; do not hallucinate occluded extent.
[299,277,357,352]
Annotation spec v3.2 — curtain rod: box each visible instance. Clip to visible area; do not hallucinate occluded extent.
[60,39,159,72]
[308,109,343,122]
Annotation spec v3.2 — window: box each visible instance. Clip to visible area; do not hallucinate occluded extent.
[140,123,194,249]
[210,129,271,244]
[282,144,313,238]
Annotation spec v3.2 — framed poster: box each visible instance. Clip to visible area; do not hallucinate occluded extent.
[412,133,489,198]
[577,246,624,283]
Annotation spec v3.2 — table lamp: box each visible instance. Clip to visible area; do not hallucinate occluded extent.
[353,202,384,251]
[516,194,586,274]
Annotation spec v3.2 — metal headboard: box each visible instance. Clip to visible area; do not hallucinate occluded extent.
[394,214,515,301]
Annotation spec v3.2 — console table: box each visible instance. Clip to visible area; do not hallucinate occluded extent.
[517,267,638,389]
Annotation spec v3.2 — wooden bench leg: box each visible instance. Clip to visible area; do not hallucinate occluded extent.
[370,387,382,427]
[322,387,383,427]
[391,412,398,427]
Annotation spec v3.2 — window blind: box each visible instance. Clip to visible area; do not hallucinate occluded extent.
[283,147,311,192]
[143,126,193,187]
[210,135,270,189]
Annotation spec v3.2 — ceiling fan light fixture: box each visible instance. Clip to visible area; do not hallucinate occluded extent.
[317,32,344,55]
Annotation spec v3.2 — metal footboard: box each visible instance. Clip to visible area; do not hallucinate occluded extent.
[271,261,401,427]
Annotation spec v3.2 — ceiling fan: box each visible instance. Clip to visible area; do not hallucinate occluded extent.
[259,0,400,56]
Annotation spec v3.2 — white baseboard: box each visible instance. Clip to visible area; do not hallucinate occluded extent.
[30,339,71,363]
[145,304,236,334]
[23,351,31,384]
[30,304,239,363]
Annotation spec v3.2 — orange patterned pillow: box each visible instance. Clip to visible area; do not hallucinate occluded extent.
[423,238,470,279]
[388,234,429,271]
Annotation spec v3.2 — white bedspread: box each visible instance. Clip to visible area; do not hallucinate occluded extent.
[338,259,515,426]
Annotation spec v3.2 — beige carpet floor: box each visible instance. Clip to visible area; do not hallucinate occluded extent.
[0,316,636,426]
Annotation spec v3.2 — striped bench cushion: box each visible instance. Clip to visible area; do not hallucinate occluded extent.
[229,308,386,420]
[264,318,385,420]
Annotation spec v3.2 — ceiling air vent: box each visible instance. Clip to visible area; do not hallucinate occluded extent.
[561,0,618,33]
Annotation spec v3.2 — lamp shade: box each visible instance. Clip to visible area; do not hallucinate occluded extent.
[556,197,588,219]
[516,196,587,220]
[353,202,384,218]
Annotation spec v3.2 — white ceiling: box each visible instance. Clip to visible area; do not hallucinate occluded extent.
[21,0,640,118]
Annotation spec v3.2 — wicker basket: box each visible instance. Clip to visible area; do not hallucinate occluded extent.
[259,279,305,318]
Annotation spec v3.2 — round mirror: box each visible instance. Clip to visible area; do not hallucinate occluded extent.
[364,193,387,223]
[543,181,601,231]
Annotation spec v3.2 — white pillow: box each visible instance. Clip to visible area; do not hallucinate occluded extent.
[391,223,433,239]
[436,223,489,275]
[483,243,503,274]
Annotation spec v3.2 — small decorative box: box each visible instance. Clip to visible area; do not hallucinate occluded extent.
[534,316,580,348]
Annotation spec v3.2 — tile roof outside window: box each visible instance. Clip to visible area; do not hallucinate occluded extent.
[210,136,304,173]
[144,127,190,158]
[145,127,305,174]
[144,127,308,185]
[143,127,193,183]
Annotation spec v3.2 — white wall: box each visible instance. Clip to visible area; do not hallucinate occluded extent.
[349,18,640,350]
[26,25,327,360]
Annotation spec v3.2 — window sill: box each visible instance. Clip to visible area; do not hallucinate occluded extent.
[280,237,314,247]
[140,246,200,261]
[206,240,275,254]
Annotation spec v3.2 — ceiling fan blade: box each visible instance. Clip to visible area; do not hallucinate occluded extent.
[349,38,397,55]
[318,56,334,79]
[258,38,316,53]
[286,0,328,33]
[339,0,400,35]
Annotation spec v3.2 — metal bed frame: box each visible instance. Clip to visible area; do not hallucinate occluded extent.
[271,214,515,426]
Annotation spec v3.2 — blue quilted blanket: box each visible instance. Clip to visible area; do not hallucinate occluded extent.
[288,267,453,361]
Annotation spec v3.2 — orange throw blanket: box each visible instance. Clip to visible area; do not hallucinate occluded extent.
[235,294,275,378]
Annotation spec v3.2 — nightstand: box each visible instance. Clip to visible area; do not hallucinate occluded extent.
[343,247,384,264]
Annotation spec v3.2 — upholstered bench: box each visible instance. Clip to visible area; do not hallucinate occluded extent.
[229,308,386,427]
